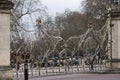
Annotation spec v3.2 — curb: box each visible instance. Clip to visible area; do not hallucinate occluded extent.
[81,70,120,74]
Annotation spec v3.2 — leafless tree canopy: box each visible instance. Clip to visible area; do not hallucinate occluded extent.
[10,0,110,66]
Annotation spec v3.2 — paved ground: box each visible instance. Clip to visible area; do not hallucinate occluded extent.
[29,74,120,80]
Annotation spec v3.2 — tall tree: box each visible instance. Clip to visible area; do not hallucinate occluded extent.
[55,10,88,40]
[10,0,48,64]
[83,0,109,30]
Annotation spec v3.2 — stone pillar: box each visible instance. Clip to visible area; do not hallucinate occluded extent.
[111,11,120,70]
[0,0,13,79]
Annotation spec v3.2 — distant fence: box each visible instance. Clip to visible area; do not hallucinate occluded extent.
[13,59,108,79]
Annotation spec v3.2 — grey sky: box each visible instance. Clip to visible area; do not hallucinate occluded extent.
[41,0,84,16]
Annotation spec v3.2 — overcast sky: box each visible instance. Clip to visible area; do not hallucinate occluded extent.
[41,0,84,16]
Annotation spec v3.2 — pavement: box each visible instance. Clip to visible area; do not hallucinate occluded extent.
[29,73,120,80]
[13,66,120,80]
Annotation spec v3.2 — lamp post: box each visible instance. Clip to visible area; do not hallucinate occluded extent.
[36,18,42,75]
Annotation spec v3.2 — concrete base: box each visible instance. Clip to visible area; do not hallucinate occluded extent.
[112,63,120,70]
[106,59,120,70]
[0,67,13,79]
[111,59,120,70]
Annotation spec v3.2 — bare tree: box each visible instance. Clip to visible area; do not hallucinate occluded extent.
[10,0,48,64]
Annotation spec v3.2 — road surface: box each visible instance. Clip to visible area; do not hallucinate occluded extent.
[29,74,120,80]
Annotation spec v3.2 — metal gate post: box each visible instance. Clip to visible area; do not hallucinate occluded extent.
[24,54,28,80]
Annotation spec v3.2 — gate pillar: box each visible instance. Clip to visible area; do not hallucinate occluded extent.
[0,0,13,79]
[111,7,120,70]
